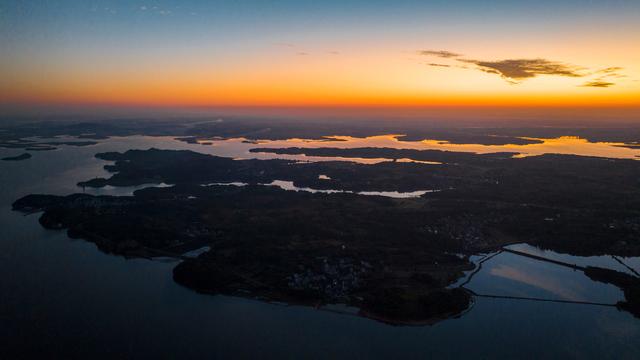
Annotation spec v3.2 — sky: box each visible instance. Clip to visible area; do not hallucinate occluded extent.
[1,0,639,114]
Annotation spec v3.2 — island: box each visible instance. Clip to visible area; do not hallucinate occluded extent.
[2,153,31,161]
[13,148,640,323]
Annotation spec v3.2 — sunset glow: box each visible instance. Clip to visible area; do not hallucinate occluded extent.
[1,1,640,110]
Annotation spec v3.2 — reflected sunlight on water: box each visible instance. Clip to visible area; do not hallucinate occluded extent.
[196,135,640,161]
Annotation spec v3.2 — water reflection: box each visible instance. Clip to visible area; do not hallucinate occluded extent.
[508,243,640,277]
[197,135,640,161]
[489,264,588,301]
[462,245,630,304]
[9,134,638,169]
[201,180,436,199]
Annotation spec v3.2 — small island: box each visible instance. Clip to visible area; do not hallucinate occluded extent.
[2,153,31,161]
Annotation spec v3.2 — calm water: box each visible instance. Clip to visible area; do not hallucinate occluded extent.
[197,134,640,160]
[207,180,436,198]
[1,136,640,359]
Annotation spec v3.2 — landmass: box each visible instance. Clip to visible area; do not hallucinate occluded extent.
[12,147,640,323]
[5,117,640,150]
[250,146,517,163]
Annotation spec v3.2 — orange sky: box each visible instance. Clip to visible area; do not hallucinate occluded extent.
[1,1,639,110]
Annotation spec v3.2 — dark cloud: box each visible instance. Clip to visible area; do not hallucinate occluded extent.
[459,58,584,81]
[297,52,309,56]
[580,81,615,88]
[427,63,450,67]
[419,50,462,58]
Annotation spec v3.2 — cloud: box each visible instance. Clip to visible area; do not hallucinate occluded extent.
[417,49,624,87]
[591,67,625,81]
[595,67,623,75]
[419,50,462,58]
[582,67,624,87]
[459,58,584,81]
[580,81,615,88]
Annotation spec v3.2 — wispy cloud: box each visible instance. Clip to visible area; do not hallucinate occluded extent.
[274,43,317,56]
[273,43,340,57]
[580,67,625,87]
[580,81,615,88]
[595,66,623,75]
[419,49,623,87]
[137,5,173,16]
[459,58,584,81]
[590,66,626,80]
[418,50,462,58]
